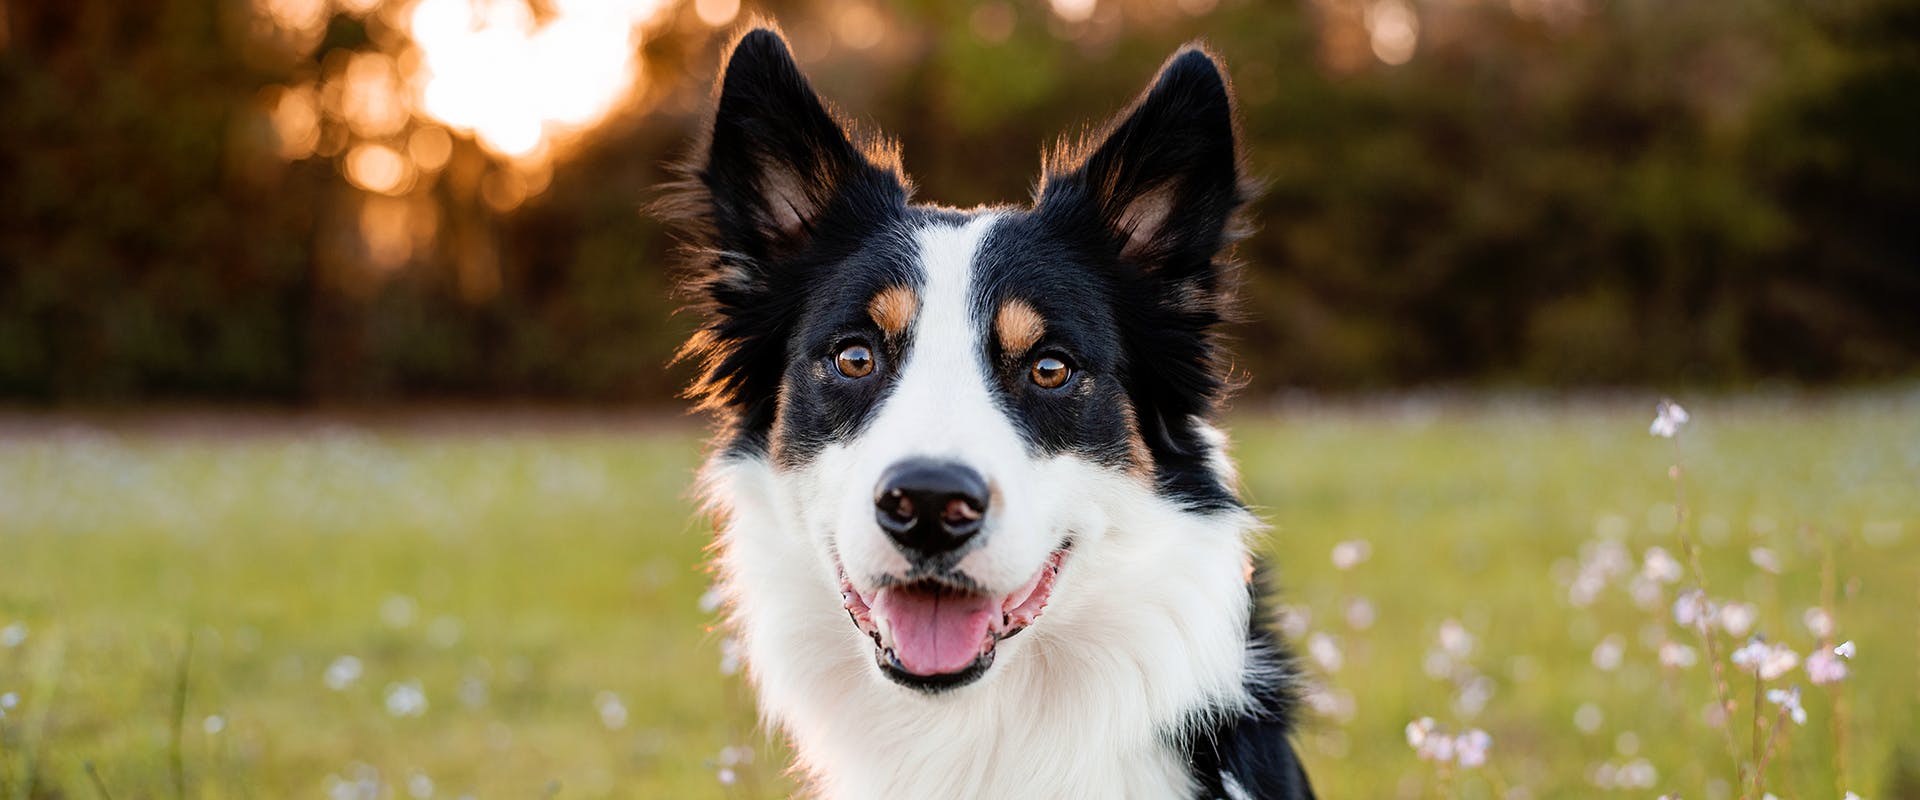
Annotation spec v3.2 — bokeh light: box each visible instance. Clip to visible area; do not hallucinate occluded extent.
[1365,0,1419,65]
[344,142,411,195]
[694,0,741,28]
[405,0,666,160]
[1050,0,1098,24]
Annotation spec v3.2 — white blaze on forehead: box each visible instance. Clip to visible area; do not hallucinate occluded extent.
[831,212,1056,593]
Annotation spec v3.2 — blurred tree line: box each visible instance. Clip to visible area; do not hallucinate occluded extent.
[0,0,1915,405]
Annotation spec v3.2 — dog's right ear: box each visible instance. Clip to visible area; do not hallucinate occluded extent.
[698,28,906,260]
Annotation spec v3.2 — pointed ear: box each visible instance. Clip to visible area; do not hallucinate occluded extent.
[1037,46,1249,280]
[700,28,906,258]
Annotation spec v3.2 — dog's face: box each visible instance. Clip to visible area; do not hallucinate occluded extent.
[678,30,1246,692]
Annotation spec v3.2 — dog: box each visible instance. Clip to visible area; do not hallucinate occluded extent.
[667,26,1315,800]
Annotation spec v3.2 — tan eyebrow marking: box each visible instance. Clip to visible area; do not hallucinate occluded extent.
[869,285,919,336]
[995,298,1046,356]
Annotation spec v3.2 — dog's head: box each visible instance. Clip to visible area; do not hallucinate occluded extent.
[675,28,1249,693]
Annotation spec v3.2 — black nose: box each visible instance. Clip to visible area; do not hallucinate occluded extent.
[874,460,990,558]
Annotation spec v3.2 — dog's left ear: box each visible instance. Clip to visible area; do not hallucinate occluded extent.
[1037,46,1247,286]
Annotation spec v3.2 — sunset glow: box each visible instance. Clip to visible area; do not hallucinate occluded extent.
[405,0,667,159]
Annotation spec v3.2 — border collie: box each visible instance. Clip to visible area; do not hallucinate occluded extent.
[668,26,1315,799]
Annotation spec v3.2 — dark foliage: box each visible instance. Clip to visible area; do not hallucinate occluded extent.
[1,0,1915,404]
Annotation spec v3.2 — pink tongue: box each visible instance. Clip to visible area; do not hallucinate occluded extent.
[875,588,998,675]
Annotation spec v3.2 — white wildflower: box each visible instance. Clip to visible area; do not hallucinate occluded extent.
[1405,716,1437,748]
[379,594,419,628]
[1748,547,1783,574]
[1717,602,1757,637]
[1649,400,1689,438]
[1658,641,1698,669]
[1835,640,1856,658]
[1765,685,1807,725]
[1275,605,1311,640]
[1307,633,1344,673]
[1731,638,1799,681]
[407,772,434,799]
[0,623,25,648]
[1591,635,1625,671]
[1330,539,1372,571]
[1673,590,1715,631]
[203,715,225,734]
[1455,728,1491,768]
[1344,597,1377,630]
[1438,619,1474,658]
[384,680,428,718]
[594,690,628,731]
[1806,649,1848,685]
[1641,547,1683,583]
[323,656,364,691]
[1803,607,1835,638]
[1574,703,1604,733]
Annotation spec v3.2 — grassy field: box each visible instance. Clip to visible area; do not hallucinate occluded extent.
[1,393,1916,799]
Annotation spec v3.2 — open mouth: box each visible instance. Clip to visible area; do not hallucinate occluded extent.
[839,545,1069,692]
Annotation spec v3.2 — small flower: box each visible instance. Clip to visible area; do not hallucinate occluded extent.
[1748,547,1783,575]
[1649,400,1690,438]
[1844,792,1864,800]
[1658,641,1698,669]
[1418,732,1456,763]
[1274,605,1311,640]
[1806,649,1849,685]
[0,623,25,648]
[594,690,628,730]
[379,594,418,629]
[1438,619,1473,659]
[1454,676,1495,717]
[1592,635,1625,671]
[717,767,737,786]
[1673,590,1715,631]
[1731,638,1799,681]
[324,655,364,691]
[1305,685,1356,723]
[718,636,744,676]
[1574,703,1604,733]
[1405,716,1437,748]
[698,586,725,614]
[1344,598,1377,630]
[203,715,225,734]
[1307,633,1343,673]
[1641,547,1683,583]
[1803,607,1835,638]
[1717,602,1758,637]
[1765,685,1807,725]
[406,772,434,799]
[1454,728,1492,768]
[1,691,19,709]
[1835,640,1856,658]
[384,680,428,718]
[718,745,753,766]
[1330,540,1372,571]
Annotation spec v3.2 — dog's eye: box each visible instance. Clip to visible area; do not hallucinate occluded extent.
[835,343,876,379]
[1029,355,1072,389]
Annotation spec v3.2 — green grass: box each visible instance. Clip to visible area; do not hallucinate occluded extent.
[1,393,1916,799]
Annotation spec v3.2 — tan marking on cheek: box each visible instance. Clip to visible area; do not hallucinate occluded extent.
[868,286,919,337]
[995,299,1046,356]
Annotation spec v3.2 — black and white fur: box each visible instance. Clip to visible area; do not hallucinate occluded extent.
[668,27,1315,800]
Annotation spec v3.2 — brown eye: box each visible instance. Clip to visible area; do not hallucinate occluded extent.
[1029,355,1071,389]
[835,343,876,378]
